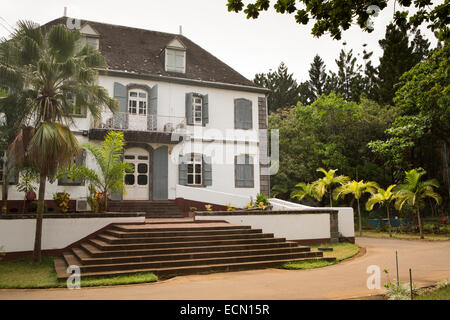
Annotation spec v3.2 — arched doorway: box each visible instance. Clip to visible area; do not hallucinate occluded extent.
[123,147,150,200]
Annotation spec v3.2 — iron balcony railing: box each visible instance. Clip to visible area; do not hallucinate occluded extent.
[92,112,187,133]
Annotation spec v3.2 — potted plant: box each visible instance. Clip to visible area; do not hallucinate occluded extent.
[16,168,39,214]
[53,191,71,213]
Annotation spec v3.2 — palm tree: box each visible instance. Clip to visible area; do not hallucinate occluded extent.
[334,180,378,236]
[366,185,397,237]
[313,168,350,207]
[1,21,117,263]
[66,131,133,212]
[394,169,442,239]
[291,182,319,202]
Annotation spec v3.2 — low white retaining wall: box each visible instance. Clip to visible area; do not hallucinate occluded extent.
[0,215,145,253]
[176,184,252,208]
[196,210,354,242]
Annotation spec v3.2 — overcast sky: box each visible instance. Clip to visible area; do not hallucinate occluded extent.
[0,0,440,82]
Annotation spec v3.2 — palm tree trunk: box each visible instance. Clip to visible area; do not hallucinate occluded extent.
[32,172,46,264]
[103,190,108,213]
[357,198,362,237]
[417,207,424,240]
[387,205,392,237]
[329,191,333,207]
[2,157,9,214]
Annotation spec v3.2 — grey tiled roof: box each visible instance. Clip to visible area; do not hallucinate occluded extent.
[41,17,260,88]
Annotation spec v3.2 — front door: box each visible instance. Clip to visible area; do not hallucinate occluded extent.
[123,147,149,200]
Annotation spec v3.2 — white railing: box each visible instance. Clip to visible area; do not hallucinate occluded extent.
[92,112,186,133]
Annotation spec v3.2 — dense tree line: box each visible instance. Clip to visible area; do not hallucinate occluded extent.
[260,24,449,217]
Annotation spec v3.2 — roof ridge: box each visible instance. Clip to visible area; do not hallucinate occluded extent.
[49,16,181,38]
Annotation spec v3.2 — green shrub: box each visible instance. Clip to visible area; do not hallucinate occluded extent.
[256,193,270,206]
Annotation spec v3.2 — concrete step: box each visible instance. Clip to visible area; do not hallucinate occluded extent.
[73,246,315,265]
[104,228,263,238]
[80,241,301,258]
[96,232,275,244]
[64,250,325,273]
[112,224,251,233]
[55,256,336,280]
[89,237,287,251]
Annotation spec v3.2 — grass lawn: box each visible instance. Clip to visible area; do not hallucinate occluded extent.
[359,231,450,241]
[282,242,360,270]
[416,286,450,300]
[0,256,158,289]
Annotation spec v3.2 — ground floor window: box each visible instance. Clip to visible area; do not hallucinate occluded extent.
[235,154,254,188]
[187,153,202,186]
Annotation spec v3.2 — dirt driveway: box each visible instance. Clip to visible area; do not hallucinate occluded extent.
[0,237,449,300]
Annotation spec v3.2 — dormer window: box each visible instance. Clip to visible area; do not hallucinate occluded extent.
[165,49,185,73]
[78,24,100,51]
[81,36,99,50]
[165,38,186,74]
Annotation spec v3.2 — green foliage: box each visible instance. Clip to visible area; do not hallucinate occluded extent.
[16,168,39,194]
[394,168,442,239]
[226,0,449,41]
[377,24,430,106]
[290,182,318,202]
[385,281,418,300]
[87,184,100,213]
[270,93,396,201]
[67,131,133,211]
[256,193,270,206]
[253,62,304,112]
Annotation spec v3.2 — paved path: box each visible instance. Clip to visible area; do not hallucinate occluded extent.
[1,237,449,300]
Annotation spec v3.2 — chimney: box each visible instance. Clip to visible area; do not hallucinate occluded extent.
[179,25,182,35]
[63,7,67,17]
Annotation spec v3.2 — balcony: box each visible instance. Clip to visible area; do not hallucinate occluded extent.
[89,112,186,144]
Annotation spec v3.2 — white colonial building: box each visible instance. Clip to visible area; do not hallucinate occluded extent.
[2,17,271,211]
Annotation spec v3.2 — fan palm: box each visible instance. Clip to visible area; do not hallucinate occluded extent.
[290,182,319,202]
[366,185,397,237]
[394,169,442,239]
[313,168,350,207]
[334,180,378,236]
[1,21,117,263]
[65,131,133,212]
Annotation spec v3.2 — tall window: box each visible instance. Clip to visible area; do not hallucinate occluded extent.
[129,90,147,115]
[187,154,202,186]
[66,94,84,116]
[235,155,254,188]
[193,96,202,125]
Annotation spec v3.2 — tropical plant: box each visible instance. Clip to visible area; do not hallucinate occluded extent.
[53,192,70,213]
[384,281,418,300]
[256,193,270,206]
[204,204,212,211]
[290,182,318,203]
[314,168,350,207]
[394,169,442,239]
[16,167,39,213]
[1,21,117,263]
[366,185,397,237]
[86,184,100,214]
[334,180,378,236]
[66,131,132,212]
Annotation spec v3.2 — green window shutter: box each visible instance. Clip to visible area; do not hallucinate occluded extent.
[203,155,212,186]
[149,85,158,130]
[185,93,194,125]
[178,154,188,186]
[114,82,127,129]
[235,99,252,129]
[202,94,209,126]
[235,155,254,188]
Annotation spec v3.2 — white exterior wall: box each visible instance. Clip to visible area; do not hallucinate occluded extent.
[196,214,332,241]
[1,74,265,203]
[0,216,145,253]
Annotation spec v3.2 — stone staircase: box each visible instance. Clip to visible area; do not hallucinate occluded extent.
[54,220,334,280]
[108,200,184,218]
